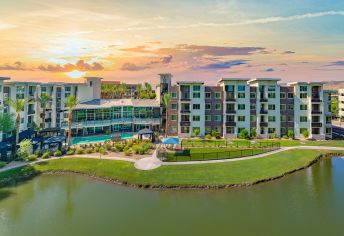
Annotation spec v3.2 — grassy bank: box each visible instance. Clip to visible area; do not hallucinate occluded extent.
[1,149,341,188]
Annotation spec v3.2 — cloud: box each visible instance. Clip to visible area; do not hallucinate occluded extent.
[160,55,173,64]
[121,63,150,71]
[328,61,344,66]
[264,68,275,72]
[0,22,15,31]
[282,51,295,54]
[38,60,104,72]
[0,61,27,71]
[120,45,150,53]
[199,59,248,70]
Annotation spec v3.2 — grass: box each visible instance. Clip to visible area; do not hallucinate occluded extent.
[165,147,276,162]
[0,161,5,169]
[0,149,338,187]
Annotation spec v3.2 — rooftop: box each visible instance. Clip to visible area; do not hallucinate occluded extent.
[287,81,327,86]
[76,98,160,109]
[177,81,204,85]
[218,78,250,83]
[248,78,281,84]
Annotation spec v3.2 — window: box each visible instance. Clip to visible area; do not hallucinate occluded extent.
[300,93,307,99]
[280,104,286,110]
[268,104,276,110]
[193,85,201,91]
[238,116,245,122]
[215,92,221,99]
[280,92,286,99]
[281,127,286,135]
[205,103,211,110]
[250,115,256,122]
[238,93,245,98]
[226,126,235,134]
[226,85,234,92]
[268,85,276,92]
[287,115,294,122]
[205,115,211,121]
[193,115,200,121]
[215,103,221,110]
[288,93,294,99]
[300,85,308,92]
[268,93,276,99]
[300,116,307,122]
[171,115,177,121]
[193,104,200,110]
[300,104,308,110]
[215,115,222,122]
[226,115,235,122]
[250,104,256,110]
[193,92,200,98]
[281,115,286,122]
[181,126,190,134]
[205,92,211,98]
[171,92,177,98]
[205,126,211,134]
[250,92,256,99]
[171,103,177,110]
[287,104,294,110]
[238,104,245,110]
[268,116,276,122]
[238,85,246,91]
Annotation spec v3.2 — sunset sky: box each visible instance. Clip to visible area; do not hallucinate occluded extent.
[1,0,344,84]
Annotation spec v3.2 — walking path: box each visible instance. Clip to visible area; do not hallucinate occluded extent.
[1,146,344,173]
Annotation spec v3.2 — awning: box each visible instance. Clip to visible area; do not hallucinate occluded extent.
[43,135,67,144]
[138,128,153,135]
[162,137,179,145]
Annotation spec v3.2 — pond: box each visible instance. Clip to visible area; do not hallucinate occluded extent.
[0,157,344,236]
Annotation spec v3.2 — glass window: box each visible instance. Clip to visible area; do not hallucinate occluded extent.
[205,115,211,121]
[300,93,307,99]
[238,116,245,122]
[238,104,245,110]
[215,103,221,110]
[268,104,276,110]
[268,85,276,92]
[193,104,200,110]
[205,103,211,110]
[287,104,294,110]
[171,115,177,121]
[300,86,308,92]
[250,92,256,99]
[268,93,276,98]
[288,93,294,99]
[250,115,256,122]
[280,104,286,110]
[215,92,221,99]
[171,103,177,110]
[205,92,211,98]
[193,92,200,98]
[268,116,276,122]
[193,85,201,91]
[300,104,307,110]
[238,93,245,98]
[192,115,200,121]
[287,115,294,122]
[238,85,246,91]
[281,115,286,122]
[268,128,276,134]
[280,92,286,99]
[171,92,177,98]
[300,116,307,122]
[215,115,222,122]
[250,104,256,110]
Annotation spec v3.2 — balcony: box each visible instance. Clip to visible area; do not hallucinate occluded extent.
[45,118,52,122]
[226,121,236,126]
[180,109,191,113]
[226,97,236,102]
[226,109,236,114]
[260,109,268,114]
[28,110,35,115]
[260,97,268,102]
[311,95,322,103]
[180,95,191,101]
[180,121,191,126]
[312,122,322,128]
[260,122,268,127]
[311,110,322,115]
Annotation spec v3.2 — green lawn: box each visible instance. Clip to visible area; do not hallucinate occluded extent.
[0,149,339,187]
[165,147,274,162]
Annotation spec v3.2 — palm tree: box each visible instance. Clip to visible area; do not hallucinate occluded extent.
[136,84,143,99]
[39,92,51,130]
[162,93,171,136]
[118,83,127,98]
[0,107,15,141]
[6,98,27,145]
[64,95,79,146]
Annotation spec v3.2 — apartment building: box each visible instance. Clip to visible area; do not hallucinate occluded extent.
[339,89,344,120]
[163,75,333,140]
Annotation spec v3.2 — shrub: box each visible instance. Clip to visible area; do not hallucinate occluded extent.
[272,131,278,139]
[282,135,289,139]
[126,140,134,148]
[0,161,6,168]
[85,148,93,154]
[211,130,220,139]
[42,151,50,159]
[193,128,200,137]
[111,147,117,152]
[239,129,249,139]
[75,148,84,155]
[123,146,132,156]
[115,143,125,152]
[99,147,106,155]
[250,128,257,139]
[66,150,75,155]
[18,139,33,160]
[287,130,294,139]
[27,154,38,161]
[205,134,212,140]
[93,146,100,152]
[105,143,112,151]
[54,150,63,157]
[303,130,309,139]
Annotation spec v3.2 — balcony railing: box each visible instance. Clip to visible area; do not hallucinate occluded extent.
[260,109,268,114]
[225,121,236,126]
[180,121,191,126]
[311,110,322,114]
[226,109,236,114]
[312,122,322,128]
[226,97,236,102]
[28,110,35,115]
[61,118,160,129]
[180,109,191,113]
[260,97,268,102]
[260,122,268,127]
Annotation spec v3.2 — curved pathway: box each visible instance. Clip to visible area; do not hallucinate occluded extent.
[1,146,344,173]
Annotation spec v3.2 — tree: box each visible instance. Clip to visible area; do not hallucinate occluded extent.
[287,129,294,139]
[136,84,143,99]
[39,92,51,129]
[211,129,220,139]
[162,93,171,136]
[6,98,27,145]
[118,83,127,98]
[331,97,339,118]
[18,139,33,160]
[65,95,79,146]
[272,131,278,139]
[302,129,309,139]
[239,128,249,139]
[0,112,15,136]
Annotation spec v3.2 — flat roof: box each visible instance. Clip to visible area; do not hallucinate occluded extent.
[75,98,160,109]
[287,81,327,86]
[248,78,281,84]
[0,77,10,81]
[218,78,250,83]
[177,81,204,85]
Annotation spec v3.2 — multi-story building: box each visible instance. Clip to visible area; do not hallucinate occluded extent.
[339,89,344,121]
[0,74,333,140]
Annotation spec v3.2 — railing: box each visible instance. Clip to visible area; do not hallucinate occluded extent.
[158,141,280,162]
[61,118,160,128]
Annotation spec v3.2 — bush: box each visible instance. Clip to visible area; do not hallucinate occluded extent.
[272,131,278,139]
[282,135,289,139]
[115,143,125,152]
[126,140,134,148]
[105,143,112,151]
[287,130,294,139]
[211,130,220,139]
[75,148,84,155]
[85,148,93,154]
[0,161,6,168]
[123,146,132,156]
[66,150,75,155]
[239,129,249,139]
[27,154,38,161]
[93,146,100,152]
[54,150,63,157]
[250,128,257,139]
[99,147,107,155]
[205,134,212,140]
[42,151,50,159]
[303,130,309,138]
[111,147,117,152]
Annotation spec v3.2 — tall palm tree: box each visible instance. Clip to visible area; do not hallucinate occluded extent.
[39,92,51,130]
[162,93,171,137]
[64,95,79,146]
[6,98,27,145]
[136,84,143,99]
[119,83,127,98]
[144,82,152,98]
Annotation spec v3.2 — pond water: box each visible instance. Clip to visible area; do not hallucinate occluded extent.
[0,157,344,236]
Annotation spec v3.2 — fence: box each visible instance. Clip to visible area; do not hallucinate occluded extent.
[181,139,279,149]
[158,142,280,162]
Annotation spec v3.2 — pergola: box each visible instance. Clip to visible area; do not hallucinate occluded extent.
[42,135,67,150]
[138,128,154,142]
[38,128,62,137]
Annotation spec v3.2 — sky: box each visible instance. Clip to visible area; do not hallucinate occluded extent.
[0,0,344,84]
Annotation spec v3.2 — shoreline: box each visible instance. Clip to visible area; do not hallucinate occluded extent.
[2,152,340,190]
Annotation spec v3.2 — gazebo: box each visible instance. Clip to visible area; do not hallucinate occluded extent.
[138,128,154,142]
